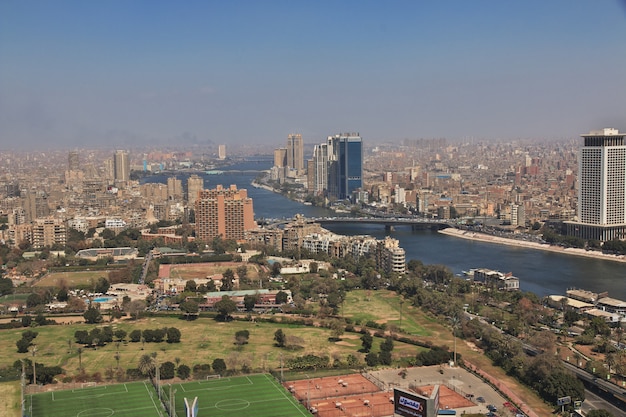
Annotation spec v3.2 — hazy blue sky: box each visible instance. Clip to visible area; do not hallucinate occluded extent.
[1,1,625,149]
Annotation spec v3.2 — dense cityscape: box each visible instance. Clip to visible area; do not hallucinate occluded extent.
[2,1,626,417]
[1,130,626,417]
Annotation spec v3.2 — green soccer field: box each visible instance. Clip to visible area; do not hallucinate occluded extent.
[168,374,309,417]
[26,381,164,417]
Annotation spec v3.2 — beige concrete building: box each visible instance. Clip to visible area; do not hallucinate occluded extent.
[195,185,255,242]
[186,174,204,205]
[31,218,66,249]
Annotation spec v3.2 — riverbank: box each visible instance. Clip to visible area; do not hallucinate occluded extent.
[439,227,626,264]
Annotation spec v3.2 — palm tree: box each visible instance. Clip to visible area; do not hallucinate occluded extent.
[77,347,83,370]
[606,352,617,375]
[614,349,626,376]
[114,352,121,370]
[574,351,582,367]
[138,354,155,377]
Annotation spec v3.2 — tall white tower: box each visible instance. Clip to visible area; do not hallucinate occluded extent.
[113,150,130,182]
[567,128,626,241]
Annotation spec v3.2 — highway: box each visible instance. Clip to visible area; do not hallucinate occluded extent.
[580,387,626,417]
[464,312,626,414]
[562,362,626,407]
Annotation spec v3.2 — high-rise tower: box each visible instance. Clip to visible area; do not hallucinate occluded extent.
[287,134,304,173]
[327,133,363,200]
[113,150,130,182]
[187,174,204,205]
[167,177,183,201]
[566,128,626,241]
[310,142,329,195]
[218,145,226,160]
[68,151,80,171]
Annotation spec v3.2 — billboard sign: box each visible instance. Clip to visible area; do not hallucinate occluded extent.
[557,396,571,406]
[394,388,428,417]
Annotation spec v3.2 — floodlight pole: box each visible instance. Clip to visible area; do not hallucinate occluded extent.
[169,385,177,417]
[156,358,161,401]
[454,331,457,367]
[20,360,25,417]
[31,345,37,385]
[305,374,311,411]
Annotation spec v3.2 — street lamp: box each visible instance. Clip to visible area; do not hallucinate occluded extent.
[20,360,25,416]
[450,316,460,367]
[31,345,37,385]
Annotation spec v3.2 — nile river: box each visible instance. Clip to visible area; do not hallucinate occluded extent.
[143,163,626,300]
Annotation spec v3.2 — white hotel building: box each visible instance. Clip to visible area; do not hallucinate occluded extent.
[566,128,626,242]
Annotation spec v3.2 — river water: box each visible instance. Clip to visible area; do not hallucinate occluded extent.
[142,161,626,300]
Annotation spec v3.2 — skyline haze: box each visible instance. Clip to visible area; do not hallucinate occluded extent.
[1,1,625,150]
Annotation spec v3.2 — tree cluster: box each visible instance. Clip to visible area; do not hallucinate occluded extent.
[0,276,13,296]
[13,359,62,385]
[602,239,626,255]
[83,305,103,324]
[75,326,181,347]
[462,320,585,404]
[364,336,394,367]
[16,330,38,353]
[128,327,181,343]
[285,354,330,370]
[415,346,454,366]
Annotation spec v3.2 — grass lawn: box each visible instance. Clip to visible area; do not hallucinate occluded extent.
[26,381,162,417]
[35,270,111,288]
[342,290,431,337]
[0,287,554,416]
[168,374,308,417]
[0,381,21,417]
[0,293,29,306]
[0,315,424,378]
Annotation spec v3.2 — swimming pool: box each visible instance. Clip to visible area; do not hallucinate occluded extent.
[93,297,114,303]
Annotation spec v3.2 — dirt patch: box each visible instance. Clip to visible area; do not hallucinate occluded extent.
[464,340,483,353]
[164,262,257,279]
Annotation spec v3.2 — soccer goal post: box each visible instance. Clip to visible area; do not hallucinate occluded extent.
[184,397,198,417]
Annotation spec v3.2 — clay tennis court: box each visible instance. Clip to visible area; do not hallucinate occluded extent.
[308,391,394,417]
[414,384,474,410]
[287,374,472,417]
[286,374,380,401]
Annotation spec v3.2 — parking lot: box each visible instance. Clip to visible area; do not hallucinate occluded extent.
[369,365,513,415]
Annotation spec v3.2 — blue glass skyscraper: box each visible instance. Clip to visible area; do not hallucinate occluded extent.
[328,133,363,200]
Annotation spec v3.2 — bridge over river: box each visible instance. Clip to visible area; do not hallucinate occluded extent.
[304,216,453,231]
